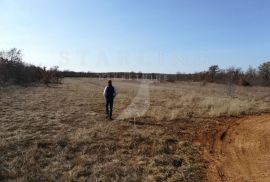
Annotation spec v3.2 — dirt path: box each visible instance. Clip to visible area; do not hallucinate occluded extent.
[207,114,270,182]
[116,80,150,120]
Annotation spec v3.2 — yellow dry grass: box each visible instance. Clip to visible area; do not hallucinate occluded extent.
[0,78,205,181]
[147,81,270,120]
[1,78,269,181]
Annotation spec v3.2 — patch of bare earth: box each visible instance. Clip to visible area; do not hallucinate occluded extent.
[204,114,270,182]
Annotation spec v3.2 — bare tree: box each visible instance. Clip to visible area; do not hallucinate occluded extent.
[0,48,22,62]
[244,66,257,85]
[208,65,219,82]
[258,61,270,86]
[226,67,238,96]
[0,48,45,85]
[138,71,143,79]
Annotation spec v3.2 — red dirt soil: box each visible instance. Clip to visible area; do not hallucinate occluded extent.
[205,114,270,182]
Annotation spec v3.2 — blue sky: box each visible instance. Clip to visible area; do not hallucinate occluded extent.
[1,0,270,73]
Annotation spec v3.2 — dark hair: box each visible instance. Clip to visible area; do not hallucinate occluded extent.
[108,80,112,85]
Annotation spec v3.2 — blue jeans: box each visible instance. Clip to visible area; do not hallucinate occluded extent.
[106,98,114,118]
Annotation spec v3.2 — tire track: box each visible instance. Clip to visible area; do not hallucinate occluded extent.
[208,114,270,182]
[116,80,150,120]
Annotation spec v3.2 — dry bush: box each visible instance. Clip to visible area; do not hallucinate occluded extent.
[239,77,251,86]
[0,49,42,85]
[259,61,270,86]
[42,66,62,86]
[0,48,62,86]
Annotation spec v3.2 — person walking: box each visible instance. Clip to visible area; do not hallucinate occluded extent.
[103,80,117,120]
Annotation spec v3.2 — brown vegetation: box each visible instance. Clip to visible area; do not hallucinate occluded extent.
[1,78,270,181]
[146,81,270,120]
[0,79,206,181]
[0,48,61,86]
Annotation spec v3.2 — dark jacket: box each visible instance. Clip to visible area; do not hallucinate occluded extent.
[103,85,117,100]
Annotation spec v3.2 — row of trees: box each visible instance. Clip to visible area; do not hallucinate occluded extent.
[57,63,270,87]
[0,48,61,86]
[205,63,270,86]
[61,71,160,80]
[1,48,269,87]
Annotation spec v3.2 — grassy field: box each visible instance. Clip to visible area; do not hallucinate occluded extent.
[147,81,270,119]
[1,78,270,181]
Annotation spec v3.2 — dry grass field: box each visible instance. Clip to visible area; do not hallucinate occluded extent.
[147,81,270,119]
[1,78,270,181]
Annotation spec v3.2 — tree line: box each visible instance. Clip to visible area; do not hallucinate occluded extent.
[62,64,270,87]
[0,48,61,86]
[1,48,270,86]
